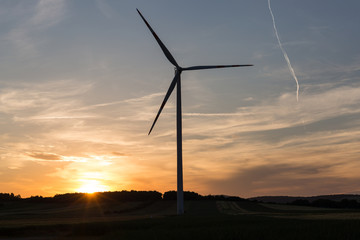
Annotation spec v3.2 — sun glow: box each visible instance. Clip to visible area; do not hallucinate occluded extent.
[77,180,109,194]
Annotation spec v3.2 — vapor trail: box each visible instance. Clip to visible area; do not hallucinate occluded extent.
[268,0,300,102]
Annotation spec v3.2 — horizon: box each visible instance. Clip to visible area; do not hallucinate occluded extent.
[3,189,360,200]
[1,0,360,199]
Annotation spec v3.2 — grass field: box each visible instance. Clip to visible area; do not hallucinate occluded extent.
[1,199,360,239]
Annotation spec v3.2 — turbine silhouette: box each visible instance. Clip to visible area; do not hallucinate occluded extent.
[137,9,253,215]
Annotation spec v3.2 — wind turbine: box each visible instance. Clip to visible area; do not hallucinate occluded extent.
[137,9,253,215]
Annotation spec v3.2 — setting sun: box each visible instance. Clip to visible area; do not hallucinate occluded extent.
[77,180,109,194]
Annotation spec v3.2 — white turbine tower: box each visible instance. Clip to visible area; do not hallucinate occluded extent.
[137,9,253,215]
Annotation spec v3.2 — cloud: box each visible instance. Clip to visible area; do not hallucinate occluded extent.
[175,82,360,197]
[0,79,93,115]
[28,152,62,161]
[112,152,128,156]
[204,163,360,197]
[1,67,359,198]
[4,0,66,55]
[183,84,360,137]
[30,0,66,28]
[184,113,244,117]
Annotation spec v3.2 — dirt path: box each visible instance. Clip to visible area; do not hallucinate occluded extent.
[216,201,249,215]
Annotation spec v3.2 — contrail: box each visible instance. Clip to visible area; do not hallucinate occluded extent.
[268,0,300,102]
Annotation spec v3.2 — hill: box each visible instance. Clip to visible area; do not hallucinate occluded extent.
[249,194,360,204]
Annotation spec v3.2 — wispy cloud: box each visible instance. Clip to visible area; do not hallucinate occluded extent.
[204,162,360,197]
[5,0,66,55]
[1,82,359,197]
[30,0,66,28]
[28,152,62,161]
[184,84,360,134]
[0,79,93,115]
[268,0,300,101]
[176,82,360,196]
[1,64,359,198]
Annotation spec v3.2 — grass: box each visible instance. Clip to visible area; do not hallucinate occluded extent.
[1,200,360,239]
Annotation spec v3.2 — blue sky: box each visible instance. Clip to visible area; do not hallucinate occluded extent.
[0,0,359,197]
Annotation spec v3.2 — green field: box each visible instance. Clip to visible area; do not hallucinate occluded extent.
[1,199,360,239]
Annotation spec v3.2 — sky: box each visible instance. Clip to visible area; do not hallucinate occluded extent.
[0,0,359,198]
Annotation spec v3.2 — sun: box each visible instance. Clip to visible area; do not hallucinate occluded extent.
[77,180,109,194]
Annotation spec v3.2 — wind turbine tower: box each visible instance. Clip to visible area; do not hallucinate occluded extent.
[137,9,253,215]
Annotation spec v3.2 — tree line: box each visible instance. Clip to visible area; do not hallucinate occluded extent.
[0,190,246,203]
[290,198,360,209]
[2,191,360,209]
[0,193,21,201]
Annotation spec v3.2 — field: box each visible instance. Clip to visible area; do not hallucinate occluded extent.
[1,198,360,239]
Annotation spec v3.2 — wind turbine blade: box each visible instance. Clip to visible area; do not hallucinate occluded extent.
[137,9,179,68]
[148,71,180,135]
[182,64,253,71]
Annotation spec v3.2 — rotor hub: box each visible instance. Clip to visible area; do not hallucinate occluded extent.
[175,66,183,73]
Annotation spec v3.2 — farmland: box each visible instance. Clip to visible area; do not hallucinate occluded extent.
[1,194,360,239]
